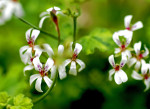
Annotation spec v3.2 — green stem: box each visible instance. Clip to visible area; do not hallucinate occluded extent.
[56,24,60,46]
[33,71,58,104]
[17,17,58,40]
[73,16,77,49]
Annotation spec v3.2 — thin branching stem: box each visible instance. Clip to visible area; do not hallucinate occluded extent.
[73,16,77,49]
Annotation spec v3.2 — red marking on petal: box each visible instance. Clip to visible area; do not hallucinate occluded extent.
[121,45,126,51]
[144,74,149,80]
[114,65,120,71]
[137,54,143,60]
[126,27,131,30]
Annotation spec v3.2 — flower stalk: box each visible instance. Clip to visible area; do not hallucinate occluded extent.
[73,16,77,49]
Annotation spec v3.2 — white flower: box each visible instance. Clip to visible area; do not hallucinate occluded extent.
[0,0,24,25]
[19,28,40,64]
[30,57,54,92]
[127,41,149,70]
[108,55,128,85]
[39,6,61,28]
[132,63,150,91]
[51,45,67,80]
[113,30,133,58]
[63,43,85,76]
[124,15,143,31]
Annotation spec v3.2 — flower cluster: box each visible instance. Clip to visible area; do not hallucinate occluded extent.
[19,7,85,92]
[108,15,150,91]
[0,0,24,25]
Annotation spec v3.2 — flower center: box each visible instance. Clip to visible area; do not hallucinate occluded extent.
[144,74,149,80]
[126,27,131,30]
[12,0,18,2]
[114,65,120,71]
[121,44,126,51]
[28,38,34,47]
[137,53,143,60]
[39,70,48,77]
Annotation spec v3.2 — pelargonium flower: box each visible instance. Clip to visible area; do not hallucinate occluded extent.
[108,54,128,84]
[20,28,40,65]
[63,43,85,76]
[30,57,54,92]
[132,63,150,91]
[51,45,67,80]
[128,41,149,70]
[113,30,133,58]
[124,15,143,31]
[39,6,61,28]
[0,0,24,25]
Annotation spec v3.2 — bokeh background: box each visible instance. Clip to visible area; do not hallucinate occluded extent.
[1,0,150,108]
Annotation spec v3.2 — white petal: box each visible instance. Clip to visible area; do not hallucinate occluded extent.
[35,77,43,92]
[40,11,49,17]
[58,65,67,80]
[19,46,29,56]
[108,55,116,68]
[43,76,53,88]
[34,45,43,57]
[51,65,57,79]
[14,3,24,17]
[108,69,115,81]
[20,46,31,64]
[132,70,143,80]
[39,16,50,28]
[142,45,149,57]
[114,48,121,54]
[25,28,32,42]
[127,57,137,67]
[54,6,61,11]
[141,63,148,75]
[122,50,132,59]
[124,30,133,47]
[33,57,43,71]
[131,21,143,31]
[134,41,141,55]
[144,80,150,91]
[112,32,121,47]
[30,74,41,85]
[23,65,34,76]
[31,29,40,42]
[114,72,122,85]
[69,61,77,76]
[42,44,54,56]
[58,45,64,55]
[124,15,132,28]
[44,58,54,72]
[46,7,53,12]
[120,54,127,68]
[118,70,128,82]
[134,61,141,71]
[76,59,85,72]
[63,59,71,67]
[74,43,82,55]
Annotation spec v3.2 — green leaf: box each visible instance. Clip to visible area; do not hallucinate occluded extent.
[79,28,114,55]
[0,92,11,107]
[10,94,33,109]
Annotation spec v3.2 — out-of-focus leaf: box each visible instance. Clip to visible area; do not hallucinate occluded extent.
[79,28,114,55]
[10,94,33,109]
[0,92,11,107]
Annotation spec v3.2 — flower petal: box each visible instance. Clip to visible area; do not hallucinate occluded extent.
[131,21,143,31]
[25,28,32,42]
[63,59,71,67]
[14,2,24,17]
[108,69,115,81]
[124,15,132,28]
[40,11,49,17]
[74,43,82,55]
[43,76,53,88]
[112,32,121,47]
[44,58,54,73]
[23,65,34,76]
[144,79,150,91]
[76,59,85,72]
[47,7,53,12]
[114,48,121,54]
[58,45,64,55]
[51,65,57,79]
[118,70,128,82]
[58,65,67,80]
[35,76,43,92]
[134,41,141,55]
[134,61,141,71]
[141,63,148,75]
[39,16,50,28]
[31,29,40,42]
[142,45,149,57]
[69,61,77,76]
[33,57,43,71]
[132,70,143,80]
[120,54,127,68]
[54,6,61,11]
[30,74,41,85]
[127,57,137,67]
[34,45,43,57]
[114,72,122,85]
[122,50,132,59]
[108,55,116,68]
[42,44,54,56]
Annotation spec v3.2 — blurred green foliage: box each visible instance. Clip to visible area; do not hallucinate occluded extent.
[1,0,150,109]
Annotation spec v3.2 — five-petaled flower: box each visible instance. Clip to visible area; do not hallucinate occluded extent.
[63,43,85,76]
[108,55,128,84]
[113,30,133,58]
[39,6,61,28]
[128,41,149,70]
[132,63,150,91]
[124,15,143,31]
[0,0,24,25]
[30,57,54,92]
